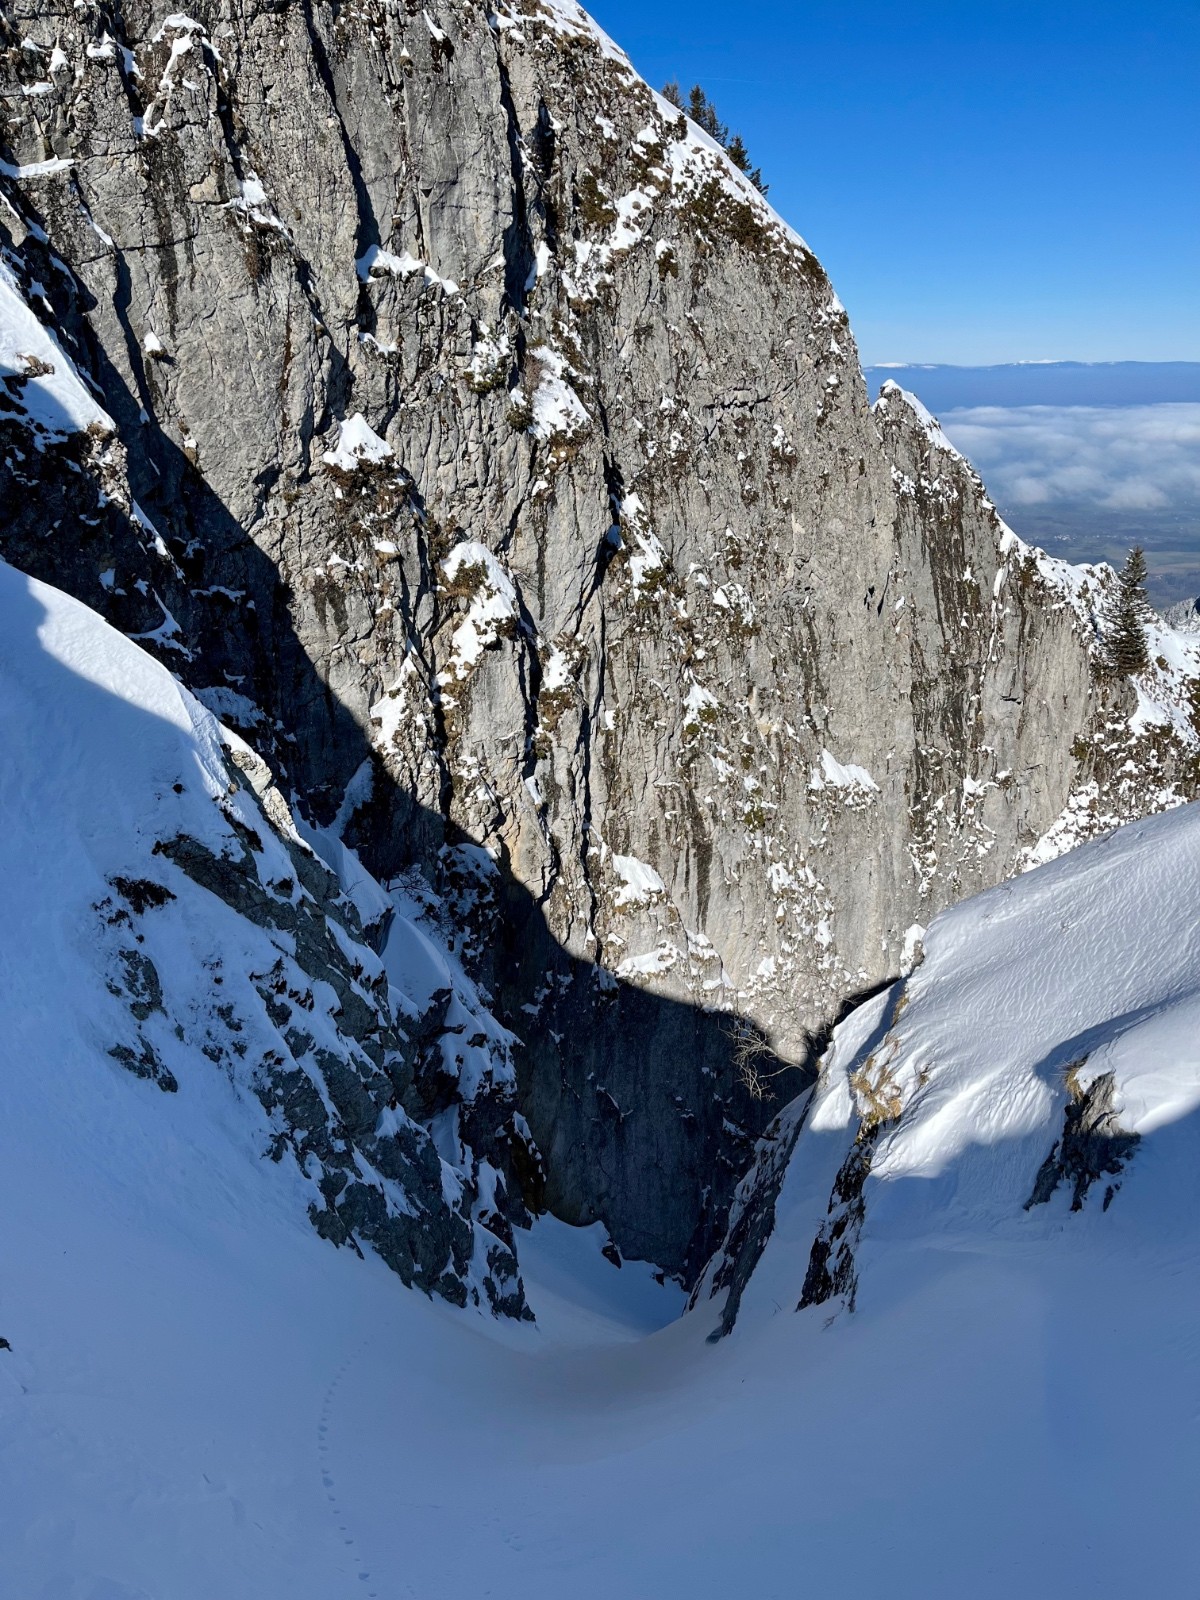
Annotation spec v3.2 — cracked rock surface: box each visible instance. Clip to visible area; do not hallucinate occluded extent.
[2,0,1197,1282]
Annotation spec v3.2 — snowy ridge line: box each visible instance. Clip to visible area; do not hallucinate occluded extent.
[492,0,813,268]
[873,378,960,457]
[994,516,1200,804]
[648,86,813,258]
[992,537,1200,867]
[520,0,634,68]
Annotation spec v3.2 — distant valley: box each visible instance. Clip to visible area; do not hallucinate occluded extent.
[864,363,1200,607]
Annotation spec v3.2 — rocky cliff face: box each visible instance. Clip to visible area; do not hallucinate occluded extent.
[3,0,1197,1287]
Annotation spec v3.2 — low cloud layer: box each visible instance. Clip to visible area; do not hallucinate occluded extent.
[937,403,1200,512]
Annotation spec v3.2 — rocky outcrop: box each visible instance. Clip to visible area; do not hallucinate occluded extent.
[1164,596,1200,634]
[99,718,531,1313]
[3,0,1198,1284]
[1024,1067,1140,1213]
[0,549,527,1313]
[146,796,529,1314]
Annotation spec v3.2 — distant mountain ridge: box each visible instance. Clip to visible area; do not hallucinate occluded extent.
[863,361,1200,409]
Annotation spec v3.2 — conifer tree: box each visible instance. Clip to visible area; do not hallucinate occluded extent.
[660,83,769,194]
[1100,545,1151,676]
[687,84,727,144]
[725,134,767,195]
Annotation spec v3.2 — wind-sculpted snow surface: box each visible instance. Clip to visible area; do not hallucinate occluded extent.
[4,790,1199,1596]
[0,558,528,1312]
[700,799,1200,1329]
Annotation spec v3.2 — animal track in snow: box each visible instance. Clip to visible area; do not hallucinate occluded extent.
[317,1343,379,1597]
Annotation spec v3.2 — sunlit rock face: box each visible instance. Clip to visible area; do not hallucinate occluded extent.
[2,0,1196,1280]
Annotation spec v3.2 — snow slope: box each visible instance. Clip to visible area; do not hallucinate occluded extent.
[0,554,530,1317]
[699,800,1200,1590]
[0,256,112,440]
[3,554,1199,1596]
[725,799,1200,1323]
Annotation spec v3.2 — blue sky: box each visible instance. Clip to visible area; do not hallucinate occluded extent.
[585,0,1200,364]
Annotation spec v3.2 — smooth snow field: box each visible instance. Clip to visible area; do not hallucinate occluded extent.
[3,559,1200,1598]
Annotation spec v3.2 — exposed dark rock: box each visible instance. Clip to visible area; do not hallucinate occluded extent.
[2,0,1195,1294]
[1025,1068,1141,1212]
[109,1037,178,1094]
[797,1129,878,1313]
[695,1095,809,1341]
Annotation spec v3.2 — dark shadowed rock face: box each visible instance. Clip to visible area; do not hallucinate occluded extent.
[1025,1068,1141,1214]
[2,0,1196,1284]
[98,740,531,1315]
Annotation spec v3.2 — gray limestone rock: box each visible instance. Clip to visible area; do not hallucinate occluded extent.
[1163,596,1200,634]
[2,0,1196,1285]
